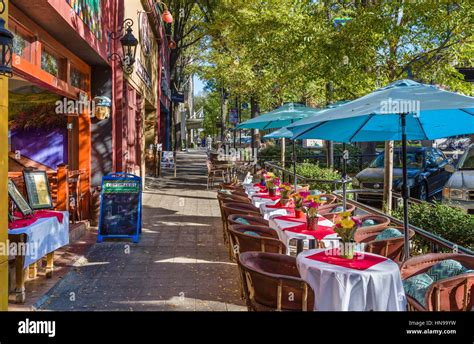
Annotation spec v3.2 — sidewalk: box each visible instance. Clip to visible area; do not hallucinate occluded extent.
[36,150,246,311]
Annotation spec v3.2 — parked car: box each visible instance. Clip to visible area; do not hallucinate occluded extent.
[352,147,453,203]
[442,144,474,215]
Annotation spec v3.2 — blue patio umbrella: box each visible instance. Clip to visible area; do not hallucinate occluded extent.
[237,102,321,172]
[236,102,320,130]
[287,79,474,259]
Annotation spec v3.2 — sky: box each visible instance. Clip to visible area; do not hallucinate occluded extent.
[193,75,205,97]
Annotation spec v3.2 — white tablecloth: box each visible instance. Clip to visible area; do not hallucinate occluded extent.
[269,216,338,253]
[251,195,280,209]
[9,212,70,268]
[297,249,407,311]
[259,203,291,219]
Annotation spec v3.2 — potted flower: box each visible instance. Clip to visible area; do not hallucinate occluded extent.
[256,169,267,186]
[279,183,293,206]
[333,211,362,259]
[264,173,280,196]
[303,195,323,230]
[292,191,308,218]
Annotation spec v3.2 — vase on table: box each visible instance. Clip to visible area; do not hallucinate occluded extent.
[295,209,305,219]
[280,197,290,206]
[306,216,318,231]
[339,241,355,259]
[268,188,276,197]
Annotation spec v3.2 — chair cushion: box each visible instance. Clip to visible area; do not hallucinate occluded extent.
[330,206,344,213]
[362,219,376,227]
[235,217,250,225]
[403,273,433,307]
[375,228,403,241]
[426,259,469,282]
[243,231,259,237]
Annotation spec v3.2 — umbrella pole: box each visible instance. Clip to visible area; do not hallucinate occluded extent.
[342,143,347,211]
[293,140,297,190]
[401,113,410,260]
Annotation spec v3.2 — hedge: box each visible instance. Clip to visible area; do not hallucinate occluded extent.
[392,202,474,252]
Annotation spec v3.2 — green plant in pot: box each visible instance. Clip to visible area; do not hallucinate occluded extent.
[292,191,307,218]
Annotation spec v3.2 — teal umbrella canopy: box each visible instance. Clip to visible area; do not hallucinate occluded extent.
[264,127,295,139]
[287,80,474,142]
[236,102,321,130]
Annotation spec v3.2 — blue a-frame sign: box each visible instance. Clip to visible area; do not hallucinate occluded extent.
[97,173,142,243]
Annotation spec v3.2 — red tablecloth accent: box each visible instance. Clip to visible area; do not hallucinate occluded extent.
[9,217,38,229]
[305,249,387,270]
[35,210,64,224]
[11,210,65,229]
[274,215,335,240]
[267,202,295,209]
[253,183,266,190]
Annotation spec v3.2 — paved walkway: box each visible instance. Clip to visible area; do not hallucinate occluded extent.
[38,150,246,311]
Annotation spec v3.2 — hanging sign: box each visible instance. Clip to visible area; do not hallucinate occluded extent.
[97,173,142,243]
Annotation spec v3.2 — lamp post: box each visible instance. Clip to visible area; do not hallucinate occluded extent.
[108,19,138,74]
[0,0,13,78]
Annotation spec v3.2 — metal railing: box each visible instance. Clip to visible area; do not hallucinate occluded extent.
[263,161,473,256]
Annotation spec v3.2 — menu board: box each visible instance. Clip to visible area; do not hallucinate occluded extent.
[23,170,53,210]
[8,179,34,216]
[161,151,175,169]
[97,173,142,243]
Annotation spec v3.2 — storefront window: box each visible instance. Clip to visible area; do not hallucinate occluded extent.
[41,49,59,77]
[71,66,86,90]
[12,32,31,61]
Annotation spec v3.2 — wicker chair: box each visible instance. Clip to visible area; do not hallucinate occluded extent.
[319,193,337,205]
[228,214,269,227]
[319,203,356,222]
[354,225,415,262]
[238,252,314,311]
[221,203,262,259]
[400,253,474,311]
[228,224,285,259]
[207,160,227,189]
[355,214,391,232]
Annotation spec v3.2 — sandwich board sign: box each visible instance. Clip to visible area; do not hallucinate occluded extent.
[97,173,142,243]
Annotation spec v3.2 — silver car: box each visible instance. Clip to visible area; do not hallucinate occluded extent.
[442,144,474,214]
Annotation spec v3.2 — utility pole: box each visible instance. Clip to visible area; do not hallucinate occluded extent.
[220,87,227,145]
[326,81,334,169]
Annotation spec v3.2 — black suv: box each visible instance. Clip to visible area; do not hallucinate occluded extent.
[352,147,453,203]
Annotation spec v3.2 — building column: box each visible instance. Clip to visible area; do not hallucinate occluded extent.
[0,0,9,311]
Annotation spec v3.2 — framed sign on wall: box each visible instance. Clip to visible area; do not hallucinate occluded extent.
[23,170,54,210]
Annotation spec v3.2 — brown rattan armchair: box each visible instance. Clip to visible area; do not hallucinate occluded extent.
[354,225,415,262]
[355,214,391,232]
[400,253,474,311]
[318,203,356,222]
[228,224,285,259]
[319,193,337,205]
[228,214,269,227]
[238,252,314,311]
[221,203,262,259]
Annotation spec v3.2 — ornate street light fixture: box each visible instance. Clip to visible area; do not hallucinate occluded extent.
[108,18,138,74]
[0,0,13,78]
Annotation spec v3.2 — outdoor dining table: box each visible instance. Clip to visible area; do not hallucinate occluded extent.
[297,248,407,311]
[268,214,338,254]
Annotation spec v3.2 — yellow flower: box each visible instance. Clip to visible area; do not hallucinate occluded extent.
[341,217,355,229]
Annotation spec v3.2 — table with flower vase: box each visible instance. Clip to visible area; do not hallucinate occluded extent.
[8,210,70,303]
[296,248,407,311]
[268,214,338,253]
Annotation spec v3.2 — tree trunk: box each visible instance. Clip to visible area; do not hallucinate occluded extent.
[250,96,260,150]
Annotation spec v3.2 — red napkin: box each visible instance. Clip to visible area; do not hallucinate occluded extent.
[305,249,387,270]
[274,215,335,240]
[253,183,266,189]
[35,210,64,224]
[9,217,38,229]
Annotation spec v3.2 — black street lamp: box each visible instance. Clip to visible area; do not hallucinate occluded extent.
[108,18,138,74]
[0,0,13,78]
